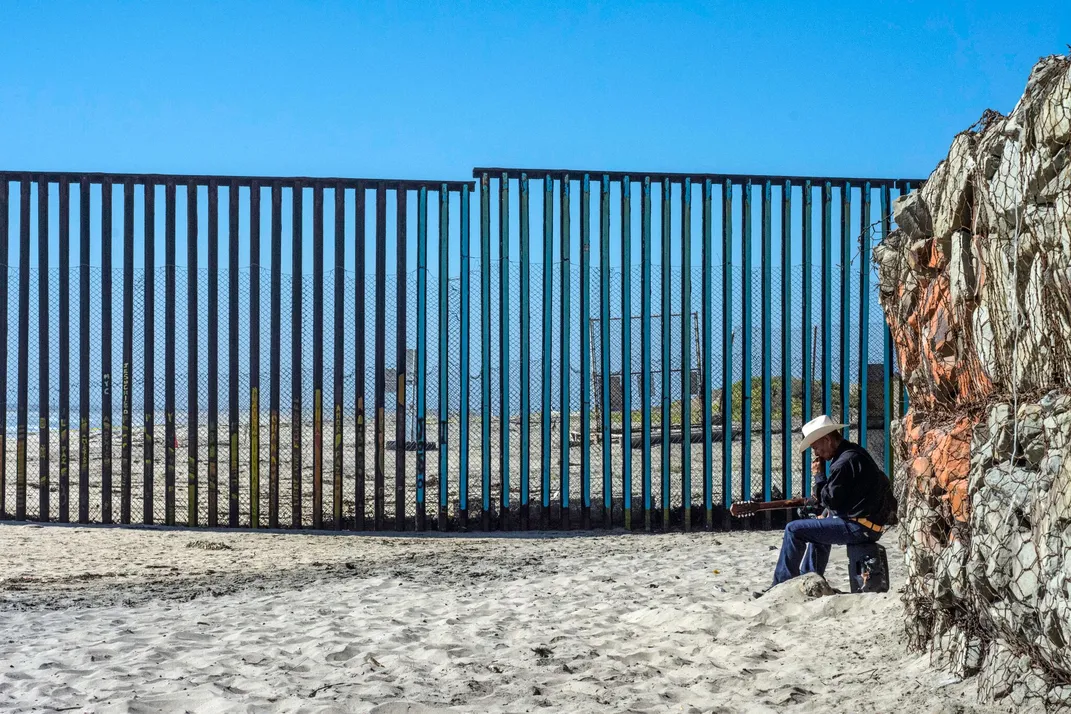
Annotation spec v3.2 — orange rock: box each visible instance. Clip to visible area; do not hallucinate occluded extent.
[909,456,935,496]
[917,420,944,461]
[931,417,973,490]
[882,223,992,410]
[948,478,969,522]
[928,236,950,271]
[897,411,975,521]
[904,412,925,447]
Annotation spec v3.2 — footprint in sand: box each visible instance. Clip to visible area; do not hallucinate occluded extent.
[325,643,362,662]
[619,651,654,666]
[369,703,438,714]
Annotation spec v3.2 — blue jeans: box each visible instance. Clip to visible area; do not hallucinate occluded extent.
[772,516,880,586]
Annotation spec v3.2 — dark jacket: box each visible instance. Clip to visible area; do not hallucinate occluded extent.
[813,440,896,524]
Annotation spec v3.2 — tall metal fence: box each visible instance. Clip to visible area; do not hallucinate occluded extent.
[0,168,923,531]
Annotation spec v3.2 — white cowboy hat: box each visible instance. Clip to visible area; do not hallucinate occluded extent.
[797,414,847,454]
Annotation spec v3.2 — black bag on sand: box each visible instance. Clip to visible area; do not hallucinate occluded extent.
[848,543,891,595]
[848,542,890,593]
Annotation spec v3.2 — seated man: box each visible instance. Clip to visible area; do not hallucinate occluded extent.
[754,414,897,598]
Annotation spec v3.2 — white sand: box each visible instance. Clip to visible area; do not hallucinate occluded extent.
[0,523,1006,713]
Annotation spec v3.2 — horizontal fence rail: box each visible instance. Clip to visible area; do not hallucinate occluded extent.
[0,168,924,531]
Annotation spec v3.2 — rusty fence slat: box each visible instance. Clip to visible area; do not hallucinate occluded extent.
[250,182,262,527]
[353,186,366,530]
[761,181,772,503]
[741,182,752,505]
[762,183,771,513]
[394,188,406,530]
[271,183,283,528]
[459,184,471,529]
[599,174,611,529]
[352,186,364,530]
[840,181,851,437]
[680,177,692,531]
[292,186,304,528]
[59,180,70,522]
[439,184,450,530]
[311,185,323,528]
[701,179,712,529]
[100,181,112,522]
[559,175,571,529]
[781,180,793,498]
[80,177,91,524]
[480,173,491,529]
[332,184,344,529]
[721,179,733,520]
[659,177,670,528]
[186,181,198,526]
[38,178,50,521]
[540,175,553,529]
[416,186,428,530]
[145,183,157,524]
[373,187,386,530]
[640,176,652,531]
[206,180,218,526]
[16,177,29,520]
[164,180,176,525]
[821,183,833,426]
[228,181,239,527]
[580,174,591,529]
[859,182,872,450]
[519,174,531,529]
[499,174,511,529]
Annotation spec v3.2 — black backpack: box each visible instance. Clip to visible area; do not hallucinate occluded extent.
[875,473,899,527]
[858,446,898,527]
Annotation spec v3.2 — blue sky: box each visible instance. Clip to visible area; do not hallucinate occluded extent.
[2,1,1067,180]
[0,1,1067,426]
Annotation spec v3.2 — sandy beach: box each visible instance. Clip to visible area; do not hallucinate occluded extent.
[0,522,1006,713]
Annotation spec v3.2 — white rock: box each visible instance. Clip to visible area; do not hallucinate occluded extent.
[988,404,1015,459]
[948,229,977,325]
[924,133,977,240]
[982,466,1032,510]
[1037,64,1071,148]
[935,539,968,606]
[1010,540,1041,606]
[892,190,933,240]
[1047,685,1071,713]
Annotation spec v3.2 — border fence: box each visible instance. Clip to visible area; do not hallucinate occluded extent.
[0,168,923,531]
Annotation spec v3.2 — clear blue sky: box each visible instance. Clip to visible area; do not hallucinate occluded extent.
[2,1,1067,181]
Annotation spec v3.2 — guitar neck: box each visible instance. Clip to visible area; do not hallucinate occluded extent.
[745,498,807,512]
